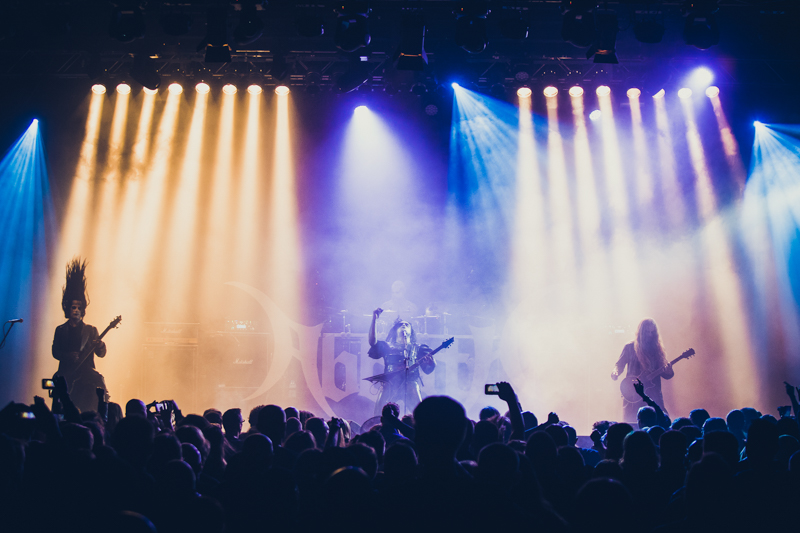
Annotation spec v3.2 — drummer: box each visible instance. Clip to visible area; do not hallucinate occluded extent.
[380,280,418,324]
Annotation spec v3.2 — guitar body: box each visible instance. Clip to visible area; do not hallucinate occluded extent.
[365,337,454,385]
[54,316,121,396]
[618,348,696,403]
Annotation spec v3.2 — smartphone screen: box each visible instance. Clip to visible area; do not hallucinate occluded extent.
[485,384,500,395]
[42,379,55,389]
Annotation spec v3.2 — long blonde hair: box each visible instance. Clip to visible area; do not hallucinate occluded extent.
[633,318,668,372]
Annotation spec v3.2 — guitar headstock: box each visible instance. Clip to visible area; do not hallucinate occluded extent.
[441,337,455,349]
[679,348,695,361]
[111,315,122,328]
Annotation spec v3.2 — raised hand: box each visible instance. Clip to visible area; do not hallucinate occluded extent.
[496,382,516,404]
[373,308,383,319]
[633,379,646,398]
[547,412,559,425]
[785,382,797,401]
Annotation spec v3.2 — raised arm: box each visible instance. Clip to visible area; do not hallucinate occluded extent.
[497,382,525,441]
[633,379,670,428]
[368,308,382,347]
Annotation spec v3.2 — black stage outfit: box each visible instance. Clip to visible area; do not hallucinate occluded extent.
[615,342,671,423]
[53,320,109,413]
[368,340,435,415]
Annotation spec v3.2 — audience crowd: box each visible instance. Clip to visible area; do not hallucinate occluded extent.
[1,377,799,533]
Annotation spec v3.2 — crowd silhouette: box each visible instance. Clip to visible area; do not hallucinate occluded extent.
[1,376,799,533]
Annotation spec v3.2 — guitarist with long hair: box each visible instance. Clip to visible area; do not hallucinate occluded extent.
[611,318,674,424]
[368,308,436,416]
[52,257,110,413]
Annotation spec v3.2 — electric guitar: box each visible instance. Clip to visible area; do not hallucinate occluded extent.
[364,337,454,385]
[620,348,695,403]
[55,315,122,389]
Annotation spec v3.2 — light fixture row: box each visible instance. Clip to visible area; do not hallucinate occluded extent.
[91,83,291,96]
[517,85,722,99]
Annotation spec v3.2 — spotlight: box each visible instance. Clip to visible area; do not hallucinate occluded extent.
[561,0,596,48]
[705,86,720,98]
[334,2,371,52]
[129,54,160,91]
[753,120,762,127]
[690,67,714,88]
[116,83,131,95]
[589,109,601,121]
[586,9,619,64]
[653,89,665,99]
[517,87,532,98]
[92,84,107,95]
[234,0,265,45]
[196,82,210,94]
[201,6,232,63]
[596,85,610,97]
[627,87,641,99]
[143,87,158,95]
[678,88,692,99]
[452,82,460,89]
[169,83,183,95]
[424,102,439,116]
[248,84,263,95]
[354,105,368,114]
[569,86,584,97]
[275,85,290,95]
[223,83,237,95]
[682,0,720,50]
[455,1,489,54]
[543,86,558,98]
[395,11,428,71]
[109,2,146,43]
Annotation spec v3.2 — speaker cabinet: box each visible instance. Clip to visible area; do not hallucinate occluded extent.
[141,345,197,413]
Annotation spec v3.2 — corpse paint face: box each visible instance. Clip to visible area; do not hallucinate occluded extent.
[395,321,411,343]
[69,300,85,321]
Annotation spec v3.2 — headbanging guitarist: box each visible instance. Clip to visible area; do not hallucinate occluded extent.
[52,258,110,413]
[611,318,674,424]
[368,308,436,416]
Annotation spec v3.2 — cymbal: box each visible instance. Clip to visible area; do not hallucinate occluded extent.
[412,315,440,319]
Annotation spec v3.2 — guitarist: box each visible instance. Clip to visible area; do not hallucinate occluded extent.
[611,318,674,424]
[52,258,109,413]
[368,308,435,416]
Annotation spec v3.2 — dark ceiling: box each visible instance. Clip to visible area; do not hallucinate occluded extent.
[0,1,798,93]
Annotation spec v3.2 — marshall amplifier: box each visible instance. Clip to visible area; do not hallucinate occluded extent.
[144,322,199,345]
[198,331,273,395]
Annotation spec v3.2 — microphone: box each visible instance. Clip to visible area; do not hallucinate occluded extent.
[6,318,23,323]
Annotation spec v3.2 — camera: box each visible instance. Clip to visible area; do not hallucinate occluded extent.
[777,406,791,418]
[485,384,500,395]
[19,411,35,419]
[42,378,55,389]
[147,401,170,413]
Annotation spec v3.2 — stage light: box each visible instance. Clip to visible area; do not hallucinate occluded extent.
[455,1,489,54]
[705,86,720,98]
[248,84,263,95]
[424,103,439,116]
[678,87,692,99]
[569,86,584,97]
[586,9,619,64]
[196,82,210,94]
[129,54,160,91]
[452,82,460,89]
[354,105,368,114]
[116,83,131,95]
[653,89,665,99]
[395,11,427,70]
[202,5,232,62]
[561,0,595,48]
[517,87,532,98]
[589,109,601,121]
[596,85,610,97]
[627,88,641,99]
[690,67,714,88]
[143,87,158,95]
[92,84,106,95]
[109,3,146,43]
[683,0,720,49]
[753,120,762,127]
[274,85,290,96]
[223,84,237,95]
[234,0,264,45]
[334,3,371,52]
[543,86,558,98]
[169,83,183,95]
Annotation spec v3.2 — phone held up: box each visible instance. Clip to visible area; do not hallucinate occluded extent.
[485,383,500,395]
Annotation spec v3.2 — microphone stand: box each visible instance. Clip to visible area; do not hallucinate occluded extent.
[0,321,20,350]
